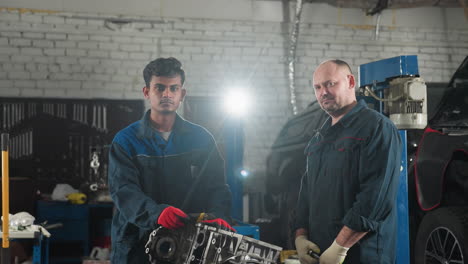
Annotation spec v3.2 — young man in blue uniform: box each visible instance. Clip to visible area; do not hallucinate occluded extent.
[294,60,402,264]
[108,57,233,263]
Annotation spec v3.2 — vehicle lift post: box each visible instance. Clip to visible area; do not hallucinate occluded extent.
[359,56,423,264]
[223,115,244,221]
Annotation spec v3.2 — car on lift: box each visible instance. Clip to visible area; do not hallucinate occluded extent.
[264,56,468,263]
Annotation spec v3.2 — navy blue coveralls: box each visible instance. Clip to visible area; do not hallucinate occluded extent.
[108,110,232,263]
[295,100,402,264]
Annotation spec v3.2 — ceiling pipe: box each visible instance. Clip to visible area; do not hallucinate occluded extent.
[366,0,389,16]
[286,0,304,116]
[374,12,382,40]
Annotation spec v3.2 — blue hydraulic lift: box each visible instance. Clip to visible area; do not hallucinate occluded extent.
[359,55,420,264]
[223,115,260,239]
[223,115,244,221]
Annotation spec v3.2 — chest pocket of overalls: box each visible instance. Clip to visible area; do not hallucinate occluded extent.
[328,138,363,183]
[305,138,324,172]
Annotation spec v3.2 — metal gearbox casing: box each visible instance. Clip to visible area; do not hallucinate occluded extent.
[385,77,428,129]
[145,223,282,264]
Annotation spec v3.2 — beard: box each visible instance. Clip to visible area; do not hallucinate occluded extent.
[319,97,357,118]
[321,102,340,113]
[319,96,342,114]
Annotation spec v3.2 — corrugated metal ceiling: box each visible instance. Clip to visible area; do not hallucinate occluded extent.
[278,0,465,16]
[313,0,462,9]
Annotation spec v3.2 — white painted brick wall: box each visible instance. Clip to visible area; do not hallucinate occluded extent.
[56,41,76,48]
[43,16,65,24]
[21,47,42,56]
[45,33,67,40]
[1,9,467,180]
[10,38,31,46]
[23,32,44,38]
[99,43,119,50]
[66,48,86,57]
[31,71,49,79]
[68,34,89,41]
[21,13,43,23]
[20,88,43,97]
[0,47,19,54]
[33,39,53,48]
[44,88,66,97]
[44,48,65,56]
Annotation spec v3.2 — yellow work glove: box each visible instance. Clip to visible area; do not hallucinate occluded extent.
[319,240,349,264]
[295,235,320,264]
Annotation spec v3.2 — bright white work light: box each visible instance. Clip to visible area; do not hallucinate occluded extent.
[240,169,249,178]
[224,89,250,116]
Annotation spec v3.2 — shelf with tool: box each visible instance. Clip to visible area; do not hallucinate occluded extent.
[0,97,144,263]
[0,98,144,194]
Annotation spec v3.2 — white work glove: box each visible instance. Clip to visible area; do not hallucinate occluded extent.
[295,235,320,264]
[319,240,349,264]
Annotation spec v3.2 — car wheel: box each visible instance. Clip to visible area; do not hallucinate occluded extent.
[414,207,468,264]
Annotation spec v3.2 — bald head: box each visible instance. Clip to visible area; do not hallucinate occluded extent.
[316,59,353,76]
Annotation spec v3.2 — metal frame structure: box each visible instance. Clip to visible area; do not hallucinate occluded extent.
[359,56,418,264]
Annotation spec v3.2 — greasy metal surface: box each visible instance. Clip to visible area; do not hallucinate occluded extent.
[145,223,282,264]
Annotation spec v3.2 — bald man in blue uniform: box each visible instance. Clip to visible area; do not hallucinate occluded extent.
[294,60,402,264]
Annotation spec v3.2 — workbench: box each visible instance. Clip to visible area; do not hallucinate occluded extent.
[35,200,113,264]
[0,227,49,264]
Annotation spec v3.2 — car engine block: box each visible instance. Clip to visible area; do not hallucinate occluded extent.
[145,223,282,264]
